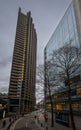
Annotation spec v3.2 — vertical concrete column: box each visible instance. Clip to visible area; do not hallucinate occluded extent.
[69,114,72,127]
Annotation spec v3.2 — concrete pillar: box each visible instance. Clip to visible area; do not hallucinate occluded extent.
[69,114,72,127]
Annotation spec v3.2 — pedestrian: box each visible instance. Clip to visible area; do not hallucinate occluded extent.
[9,117,11,123]
[34,115,37,119]
[44,112,48,123]
[3,120,6,127]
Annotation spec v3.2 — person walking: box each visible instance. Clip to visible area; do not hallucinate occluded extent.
[44,112,48,123]
[2,120,6,127]
[9,118,11,123]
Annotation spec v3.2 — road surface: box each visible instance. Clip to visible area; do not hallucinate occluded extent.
[10,113,41,130]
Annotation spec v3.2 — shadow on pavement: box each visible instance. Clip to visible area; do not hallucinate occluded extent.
[15,127,32,130]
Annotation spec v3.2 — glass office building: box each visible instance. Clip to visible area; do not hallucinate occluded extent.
[45,2,79,61]
[44,0,81,128]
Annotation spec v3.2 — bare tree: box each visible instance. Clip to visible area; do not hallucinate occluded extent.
[37,63,55,127]
[44,61,56,127]
[36,64,44,103]
[50,44,81,130]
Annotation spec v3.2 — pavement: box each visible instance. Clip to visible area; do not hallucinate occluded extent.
[0,117,10,130]
[9,115,41,130]
[36,112,72,130]
[0,117,18,130]
[0,112,74,130]
[9,117,23,130]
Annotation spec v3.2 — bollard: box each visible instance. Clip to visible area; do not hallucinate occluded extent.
[46,126,48,130]
[41,123,43,127]
[37,118,40,124]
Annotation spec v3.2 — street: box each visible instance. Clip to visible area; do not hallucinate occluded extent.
[0,110,77,130]
[10,112,41,130]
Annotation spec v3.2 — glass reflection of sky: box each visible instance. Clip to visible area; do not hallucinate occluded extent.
[45,2,80,61]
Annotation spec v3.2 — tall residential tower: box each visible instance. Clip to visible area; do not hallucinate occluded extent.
[8,8,37,114]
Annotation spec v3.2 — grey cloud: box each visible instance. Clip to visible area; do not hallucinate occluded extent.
[0,87,8,93]
[0,56,12,68]
[0,75,10,82]
[0,77,10,93]
[0,80,9,93]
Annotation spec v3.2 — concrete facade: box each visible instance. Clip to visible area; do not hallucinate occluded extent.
[8,8,37,114]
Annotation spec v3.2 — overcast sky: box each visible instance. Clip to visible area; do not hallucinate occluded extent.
[0,0,72,101]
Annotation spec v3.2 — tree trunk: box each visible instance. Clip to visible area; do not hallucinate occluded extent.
[49,89,54,127]
[51,99,54,127]
[68,90,76,130]
[66,71,76,130]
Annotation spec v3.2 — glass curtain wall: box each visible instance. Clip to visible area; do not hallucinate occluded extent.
[44,2,81,111]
